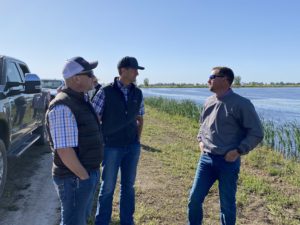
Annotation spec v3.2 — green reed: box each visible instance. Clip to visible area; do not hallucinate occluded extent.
[261,119,300,159]
[145,97,300,160]
[144,97,202,122]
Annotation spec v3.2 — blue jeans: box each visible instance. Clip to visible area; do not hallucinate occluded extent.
[53,169,100,225]
[188,152,240,225]
[95,143,141,225]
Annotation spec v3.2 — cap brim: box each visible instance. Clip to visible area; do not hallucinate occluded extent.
[137,66,145,70]
[89,61,98,70]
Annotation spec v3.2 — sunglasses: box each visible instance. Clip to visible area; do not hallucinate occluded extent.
[76,70,94,78]
[209,75,225,80]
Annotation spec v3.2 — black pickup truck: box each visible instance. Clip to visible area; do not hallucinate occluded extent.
[0,55,49,197]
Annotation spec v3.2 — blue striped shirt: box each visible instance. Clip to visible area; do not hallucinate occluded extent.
[92,79,145,116]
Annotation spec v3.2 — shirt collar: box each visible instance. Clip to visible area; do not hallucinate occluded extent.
[217,88,233,100]
[116,78,132,89]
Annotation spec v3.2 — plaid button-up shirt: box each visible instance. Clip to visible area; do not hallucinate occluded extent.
[92,79,145,116]
[47,94,90,149]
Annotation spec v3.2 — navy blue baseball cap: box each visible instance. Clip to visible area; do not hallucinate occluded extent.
[117,56,145,70]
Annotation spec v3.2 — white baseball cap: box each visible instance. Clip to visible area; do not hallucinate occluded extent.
[62,56,98,79]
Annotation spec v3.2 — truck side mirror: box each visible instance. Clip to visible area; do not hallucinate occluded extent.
[24,73,42,94]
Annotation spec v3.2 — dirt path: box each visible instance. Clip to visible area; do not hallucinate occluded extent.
[133,144,221,225]
[0,144,59,225]
[135,147,195,224]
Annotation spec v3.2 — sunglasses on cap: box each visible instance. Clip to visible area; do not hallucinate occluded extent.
[75,70,94,78]
[209,75,225,80]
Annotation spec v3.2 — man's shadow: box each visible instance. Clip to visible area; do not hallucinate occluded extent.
[141,144,161,153]
[110,220,120,225]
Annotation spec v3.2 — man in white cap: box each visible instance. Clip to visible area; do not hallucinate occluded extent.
[46,56,104,225]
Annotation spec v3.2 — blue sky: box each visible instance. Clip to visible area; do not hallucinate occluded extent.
[1,0,300,84]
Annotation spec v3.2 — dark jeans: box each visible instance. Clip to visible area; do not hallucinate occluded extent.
[95,143,141,225]
[188,152,240,225]
[53,169,100,225]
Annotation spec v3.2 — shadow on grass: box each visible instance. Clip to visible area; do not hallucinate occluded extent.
[89,218,121,225]
[141,144,161,152]
[110,219,121,225]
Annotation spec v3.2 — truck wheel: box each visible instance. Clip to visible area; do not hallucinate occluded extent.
[0,139,7,198]
[35,121,47,145]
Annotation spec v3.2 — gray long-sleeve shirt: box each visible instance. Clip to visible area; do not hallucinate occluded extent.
[197,89,264,155]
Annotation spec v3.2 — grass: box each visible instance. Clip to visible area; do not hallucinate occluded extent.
[136,106,300,224]
[88,100,300,225]
[144,97,202,122]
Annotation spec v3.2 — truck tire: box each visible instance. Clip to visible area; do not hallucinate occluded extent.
[0,139,7,198]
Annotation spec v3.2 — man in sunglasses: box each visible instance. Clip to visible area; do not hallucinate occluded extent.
[188,67,264,225]
[93,56,145,225]
[46,56,104,225]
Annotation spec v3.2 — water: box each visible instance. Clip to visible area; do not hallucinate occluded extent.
[142,87,300,159]
[142,87,300,124]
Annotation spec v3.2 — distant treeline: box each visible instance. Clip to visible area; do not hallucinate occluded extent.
[139,82,300,88]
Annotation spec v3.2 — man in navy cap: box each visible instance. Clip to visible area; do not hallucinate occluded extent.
[46,56,104,225]
[93,56,145,225]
